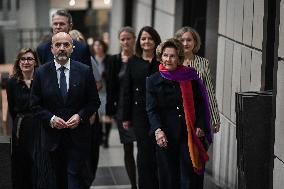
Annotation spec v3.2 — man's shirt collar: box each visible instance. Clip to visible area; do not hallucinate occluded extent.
[54,59,71,70]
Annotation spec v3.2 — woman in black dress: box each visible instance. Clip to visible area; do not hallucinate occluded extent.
[106,26,137,189]
[122,26,161,189]
[6,48,39,189]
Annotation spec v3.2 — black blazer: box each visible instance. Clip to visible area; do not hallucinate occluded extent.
[105,54,123,116]
[37,40,92,67]
[146,72,207,141]
[122,56,159,128]
[30,60,100,150]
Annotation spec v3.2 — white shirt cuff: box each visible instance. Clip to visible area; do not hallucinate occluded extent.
[50,115,56,128]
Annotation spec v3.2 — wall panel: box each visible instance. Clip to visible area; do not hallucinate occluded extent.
[222,40,234,119]
[252,0,264,49]
[230,45,242,123]
[242,0,253,45]
[226,0,235,38]
[218,0,227,35]
[233,0,244,42]
[154,11,174,41]
[250,51,262,91]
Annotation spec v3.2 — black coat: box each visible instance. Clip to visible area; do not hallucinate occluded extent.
[122,56,159,129]
[146,72,208,142]
[105,54,124,117]
[146,72,209,189]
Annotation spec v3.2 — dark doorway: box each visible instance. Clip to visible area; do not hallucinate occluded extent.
[69,9,110,40]
[0,28,5,64]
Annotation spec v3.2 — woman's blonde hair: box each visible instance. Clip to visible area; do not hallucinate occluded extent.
[175,26,201,54]
[69,29,85,43]
[118,26,136,39]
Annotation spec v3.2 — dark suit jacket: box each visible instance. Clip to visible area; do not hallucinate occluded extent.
[37,40,92,67]
[30,60,100,151]
[146,72,207,142]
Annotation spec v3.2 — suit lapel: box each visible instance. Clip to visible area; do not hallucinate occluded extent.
[66,60,79,104]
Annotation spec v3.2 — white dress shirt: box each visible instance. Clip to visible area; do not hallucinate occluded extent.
[54,59,70,91]
[50,59,71,127]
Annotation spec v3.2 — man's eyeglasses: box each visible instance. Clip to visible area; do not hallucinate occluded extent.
[20,57,35,62]
[53,42,72,49]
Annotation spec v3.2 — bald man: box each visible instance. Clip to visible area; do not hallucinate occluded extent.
[31,32,100,189]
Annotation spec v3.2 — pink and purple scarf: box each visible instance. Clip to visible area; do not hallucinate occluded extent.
[159,64,212,174]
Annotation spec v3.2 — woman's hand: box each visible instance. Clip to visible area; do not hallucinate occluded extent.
[213,123,220,133]
[196,128,205,137]
[89,112,97,125]
[155,128,168,148]
[122,121,130,130]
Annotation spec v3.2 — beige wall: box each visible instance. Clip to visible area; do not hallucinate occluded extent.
[154,0,175,41]
[109,0,176,54]
[214,0,264,188]
[274,0,284,188]
[108,0,124,54]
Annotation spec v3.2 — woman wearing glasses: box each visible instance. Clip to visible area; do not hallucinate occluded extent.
[6,48,39,189]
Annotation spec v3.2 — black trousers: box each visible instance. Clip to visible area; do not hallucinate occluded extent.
[49,132,87,189]
[156,140,204,189]
[81,113,102,188]
[11,117,35,189]
[133,126,159,189]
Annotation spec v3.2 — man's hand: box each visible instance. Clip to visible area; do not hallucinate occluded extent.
[52,116,68,129]
[66,114,81,129]
[122,121,130,130]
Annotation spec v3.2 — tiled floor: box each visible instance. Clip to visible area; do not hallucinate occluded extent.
[91,127,222,189]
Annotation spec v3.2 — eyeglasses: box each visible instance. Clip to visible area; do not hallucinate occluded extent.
[53,42,72,49]
[20,57,35,62]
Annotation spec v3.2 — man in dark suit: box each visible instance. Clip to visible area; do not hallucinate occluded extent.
[37,9,91,67]
[30,32,100,189]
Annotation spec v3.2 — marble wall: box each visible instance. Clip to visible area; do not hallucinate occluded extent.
[274,0,284,187]
[108,0,124,54]
[214,0,264,188]
[109,0,176,54]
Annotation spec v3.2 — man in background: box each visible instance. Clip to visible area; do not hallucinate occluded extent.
[37,9,91,67]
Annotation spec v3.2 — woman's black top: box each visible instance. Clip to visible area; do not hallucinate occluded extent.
[122,55,159,127]
[6,77,32,121]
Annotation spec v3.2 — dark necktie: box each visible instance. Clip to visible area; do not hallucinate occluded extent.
[59,66,67,98]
